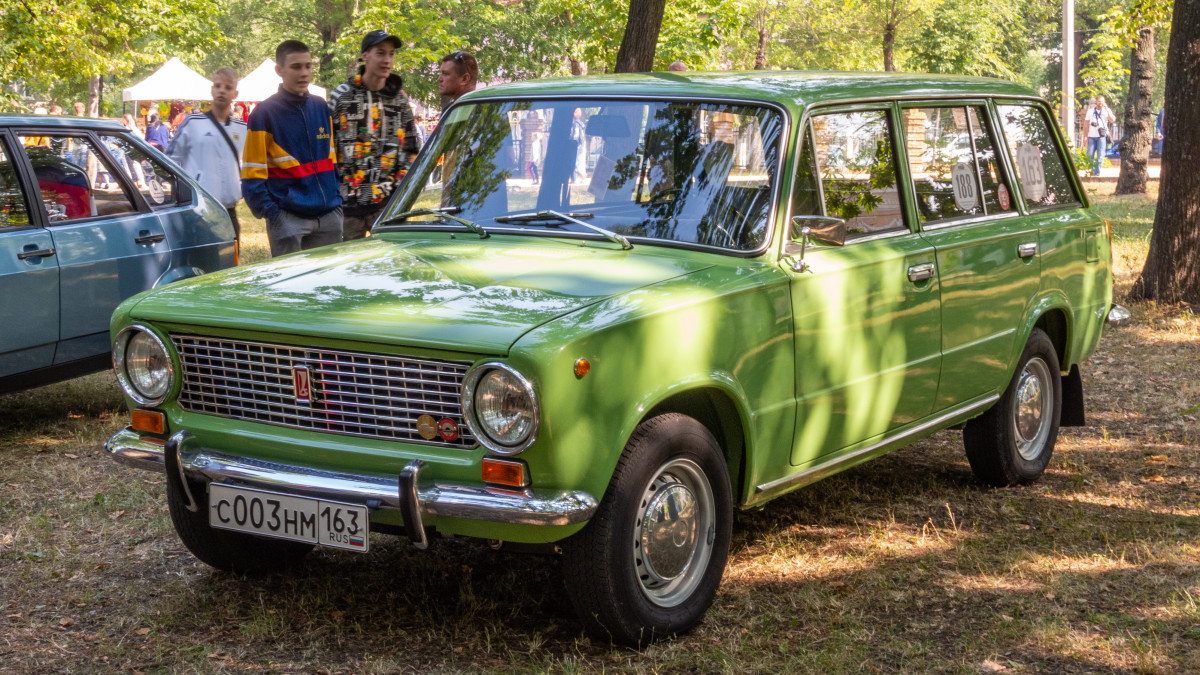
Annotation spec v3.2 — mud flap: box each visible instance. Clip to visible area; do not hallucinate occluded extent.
[1060,365,1086,427]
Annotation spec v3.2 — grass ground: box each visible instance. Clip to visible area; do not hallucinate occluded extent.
[1,185,1197,673]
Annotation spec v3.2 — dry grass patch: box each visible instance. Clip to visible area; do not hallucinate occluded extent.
[2,190,1198,673]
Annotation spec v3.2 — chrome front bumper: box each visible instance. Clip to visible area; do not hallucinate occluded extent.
[106,428,598,546]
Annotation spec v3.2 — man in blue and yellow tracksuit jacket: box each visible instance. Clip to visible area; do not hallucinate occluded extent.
[241,59,343,256]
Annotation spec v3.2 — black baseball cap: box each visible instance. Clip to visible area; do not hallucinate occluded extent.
[361,30,401,53]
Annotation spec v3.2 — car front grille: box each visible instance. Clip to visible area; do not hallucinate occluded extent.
[171,335,476,448]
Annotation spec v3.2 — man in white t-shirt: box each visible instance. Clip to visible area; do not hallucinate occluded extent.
[168,68,248,237]
[1085,95,1116,177]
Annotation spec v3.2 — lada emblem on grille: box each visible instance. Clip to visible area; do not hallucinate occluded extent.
[292,364,314,404]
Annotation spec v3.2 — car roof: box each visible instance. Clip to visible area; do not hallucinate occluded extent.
[464,71,1042,114]
[0,115,128,130]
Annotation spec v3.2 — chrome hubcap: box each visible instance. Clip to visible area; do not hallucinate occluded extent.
[1013,357,1053,460]
[633,458,715,607]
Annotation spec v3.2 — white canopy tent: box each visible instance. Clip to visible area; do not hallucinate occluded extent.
[237,59,327,102]
[122,57,213,101]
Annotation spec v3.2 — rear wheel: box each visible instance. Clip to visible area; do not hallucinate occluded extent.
[562,413,732,647]
[166,477,313,574]
[963,328,1062,486]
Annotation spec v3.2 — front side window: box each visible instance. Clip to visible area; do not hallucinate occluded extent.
[799,110,905,236]
[385,99,783,251]
[903,106,1010,223]
[17,134,137,222]
[0,139,31,228]
[996,104,1080,211]
[101,134,178,207]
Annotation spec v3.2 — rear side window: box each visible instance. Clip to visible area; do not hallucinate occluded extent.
[996,104,1080,211]
[799,110,905,236]
[101,134,179,208]
[902,106,1012,223]
[17,134,138,222]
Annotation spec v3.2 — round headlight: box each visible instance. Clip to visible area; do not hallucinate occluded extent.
[113,326,174,406]
[463,364,539,454]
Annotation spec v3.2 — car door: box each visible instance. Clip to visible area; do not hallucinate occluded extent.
[899,102,1040,409]
[995,102,1107,344]
[0,132,59,378]
[14,129,172,365]
[785,107,942,467]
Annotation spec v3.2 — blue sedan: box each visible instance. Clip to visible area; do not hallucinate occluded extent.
[1,115,236,393]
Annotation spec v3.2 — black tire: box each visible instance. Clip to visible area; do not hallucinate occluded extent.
[166,476,314,574]
[562,413,733,647]
[963,328,1062,487]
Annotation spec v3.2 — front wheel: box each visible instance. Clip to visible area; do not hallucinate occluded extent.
[963,327,1062,486]
[166,476,314,574]
[562,413,732,647]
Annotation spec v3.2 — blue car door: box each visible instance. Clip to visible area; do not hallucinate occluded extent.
[15,130,172,365]
[0,132,59,378]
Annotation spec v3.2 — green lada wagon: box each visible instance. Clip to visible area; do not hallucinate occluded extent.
[107,72,1125,645]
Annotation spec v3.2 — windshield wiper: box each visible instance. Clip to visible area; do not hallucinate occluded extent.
[375,206,488,239]
[493,210,632,250]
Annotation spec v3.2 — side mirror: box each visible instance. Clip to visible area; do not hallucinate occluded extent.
[789,215,846,272]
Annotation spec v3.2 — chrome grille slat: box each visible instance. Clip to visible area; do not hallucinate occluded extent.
[172,334,476,448]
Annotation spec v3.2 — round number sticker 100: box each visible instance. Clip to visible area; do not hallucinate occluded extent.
[950,162,978,212]
[1015,142,1047,202]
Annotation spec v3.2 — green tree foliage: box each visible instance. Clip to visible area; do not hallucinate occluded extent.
[0,0,224,112]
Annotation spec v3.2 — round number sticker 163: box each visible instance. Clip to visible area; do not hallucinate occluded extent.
[1015,142,1047,202]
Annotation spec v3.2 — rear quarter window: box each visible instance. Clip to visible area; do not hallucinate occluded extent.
[996,104,1080,211]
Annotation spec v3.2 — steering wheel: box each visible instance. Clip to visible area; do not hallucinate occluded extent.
[646,187,682,207]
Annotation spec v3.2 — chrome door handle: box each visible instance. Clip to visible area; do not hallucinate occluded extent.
[907,263,935,282]
[17,247,56,260]
[134,233,166,245]
[1018,242,1038,258]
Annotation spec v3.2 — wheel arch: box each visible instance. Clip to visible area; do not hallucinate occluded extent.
[643,385,751,506]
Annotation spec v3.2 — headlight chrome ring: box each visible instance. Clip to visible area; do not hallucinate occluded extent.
[462,362,540,455]
[112,325,175,406]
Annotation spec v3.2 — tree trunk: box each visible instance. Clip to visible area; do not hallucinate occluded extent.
[1131,0,1200,303]
[755,25,770,69]
[87,75,101,118]
[1115,27,1155,195]
[614,0,666,73]
[883,22,897,71]
[570,57,588,76]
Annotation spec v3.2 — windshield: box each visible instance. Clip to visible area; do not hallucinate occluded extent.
[383,99,784,251]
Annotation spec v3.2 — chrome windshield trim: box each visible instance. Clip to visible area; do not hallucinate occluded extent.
[753,395,1000,499]
[105,428,595,527]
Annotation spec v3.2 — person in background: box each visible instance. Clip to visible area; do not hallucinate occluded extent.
[121,113,144,139]
[144,113,171,150]
[169,68,248,237]
[438,50,478,109]
[73,101,86,117]
[241,40,343,256]
[668,61,688,72]
[49,104,64,115]
[1084,95,1116,177]
[414,114,429,146]
[329,30,421,241]
[1154,108,1165,157]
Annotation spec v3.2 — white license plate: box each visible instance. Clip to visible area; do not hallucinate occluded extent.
[208,484,369,552]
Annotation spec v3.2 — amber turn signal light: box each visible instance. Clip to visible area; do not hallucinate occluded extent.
[574,357,591,378]
[481,457,528,488]
[131,409,165,435]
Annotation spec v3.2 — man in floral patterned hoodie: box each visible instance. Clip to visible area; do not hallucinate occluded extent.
[329,30,421,240]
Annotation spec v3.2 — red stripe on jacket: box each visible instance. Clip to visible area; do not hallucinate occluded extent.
[267,158,337,179]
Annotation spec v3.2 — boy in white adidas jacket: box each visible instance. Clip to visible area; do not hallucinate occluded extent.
[168,68,248,236]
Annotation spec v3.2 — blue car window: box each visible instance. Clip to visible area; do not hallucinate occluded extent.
[17,134,137,222]
[101,134,178,208]
[0,141,31,228]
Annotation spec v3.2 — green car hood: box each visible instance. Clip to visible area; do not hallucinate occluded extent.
[127,237,714,354]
